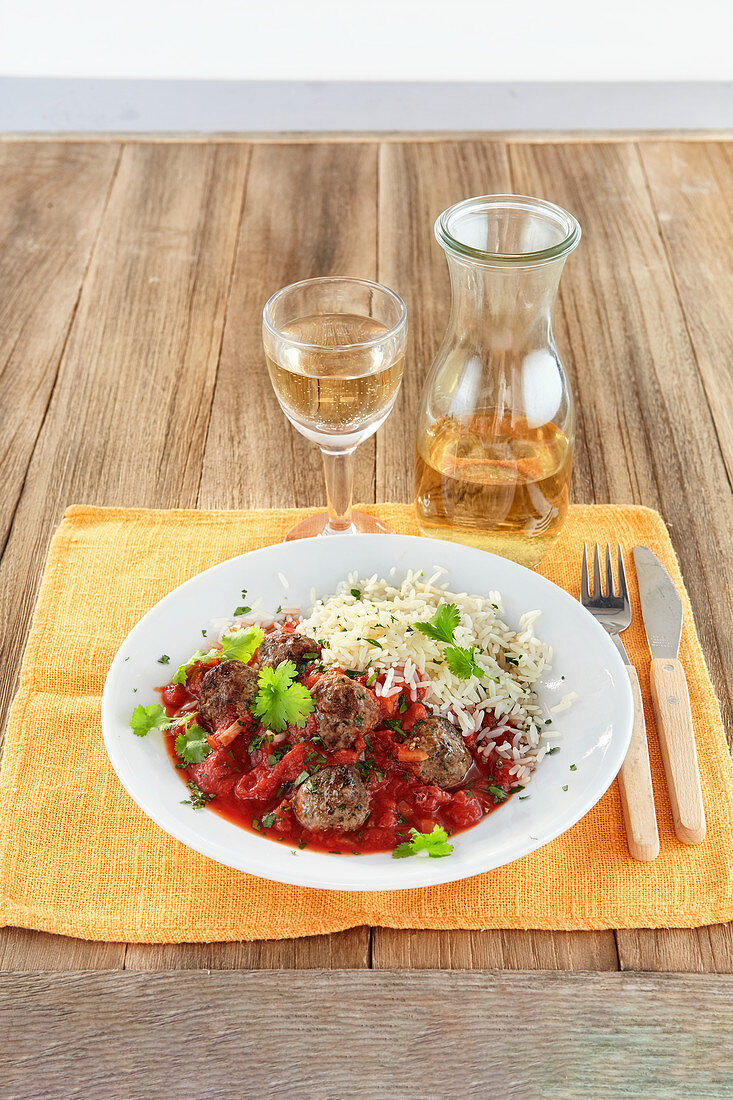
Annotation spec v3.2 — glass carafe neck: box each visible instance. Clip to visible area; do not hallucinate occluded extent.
[444,253,567,350]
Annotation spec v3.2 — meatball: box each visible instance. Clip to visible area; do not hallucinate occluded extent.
[312,671,379,750]
[257,628,322,670]
[406,716,472,789]
[293,765,370,832]
[197,659,258,732]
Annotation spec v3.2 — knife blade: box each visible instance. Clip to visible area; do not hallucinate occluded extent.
[633,546,682,658]
[633,546,706,845]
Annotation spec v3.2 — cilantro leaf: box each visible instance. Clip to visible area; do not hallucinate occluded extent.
[221,625,264,663]
[392,825,454,859]
[253,660,314,732]
[174,722,212,764]
[233,605,252,617]
[130,702,166,737]
[444,645,485,680]
[171,648,217,686]
[414,603,460,645]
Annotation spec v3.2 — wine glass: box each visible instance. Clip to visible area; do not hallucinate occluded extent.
[262,276,408,539]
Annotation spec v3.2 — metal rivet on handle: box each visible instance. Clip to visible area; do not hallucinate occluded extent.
[663,663,674,671]
[668,696,679,705]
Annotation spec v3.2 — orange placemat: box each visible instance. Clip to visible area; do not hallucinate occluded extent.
[1,503,732,941]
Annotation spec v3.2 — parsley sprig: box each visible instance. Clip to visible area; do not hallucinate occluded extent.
[415,603,495,682]
[392,825,454,859]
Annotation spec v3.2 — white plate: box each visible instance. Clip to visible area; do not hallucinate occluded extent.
[101,534,632,891]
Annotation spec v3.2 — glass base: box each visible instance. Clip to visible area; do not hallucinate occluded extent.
[284,511,395,540]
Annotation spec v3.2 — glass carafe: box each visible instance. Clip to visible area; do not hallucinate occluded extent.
[415,194,581,569]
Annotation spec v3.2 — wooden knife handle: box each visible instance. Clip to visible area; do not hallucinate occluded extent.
[650,657,706,845]
[617,665,659,861]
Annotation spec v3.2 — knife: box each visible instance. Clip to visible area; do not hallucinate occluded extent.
[633,547,706,845]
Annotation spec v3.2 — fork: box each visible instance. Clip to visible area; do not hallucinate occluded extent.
[581,543,660,862]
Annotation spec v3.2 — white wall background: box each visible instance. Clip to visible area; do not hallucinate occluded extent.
[1,0,732,82]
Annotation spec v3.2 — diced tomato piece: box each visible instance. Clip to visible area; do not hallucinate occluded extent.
[445,789,484,828]
[161,683,189,711]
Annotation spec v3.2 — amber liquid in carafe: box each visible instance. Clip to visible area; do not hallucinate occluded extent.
[415,414,572,568]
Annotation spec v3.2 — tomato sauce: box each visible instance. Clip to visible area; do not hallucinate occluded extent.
[161,653,523,855]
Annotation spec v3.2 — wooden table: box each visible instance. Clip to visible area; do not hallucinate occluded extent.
[2,131,733,1095]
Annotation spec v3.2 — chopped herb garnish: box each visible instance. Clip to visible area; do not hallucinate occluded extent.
[518,795,529,801]
[233,605,251,617]
[157,654,170,665]
[486,784,508,804]
[366,670,379,686]
[393,825,453,860]
[570,763,577,771]
[298,839,307,849]
[562,784,569,792]
[546,746,560,755]
[399,694,408,713]
[261,812,277,829]
[201,629,207,638]
[365,638,383,649]
[251,818,262,831]
[293,770,310,788]
[181,781,214,809]
[383,719,404,735]
[343,669,361,680]
[350,588,362,599]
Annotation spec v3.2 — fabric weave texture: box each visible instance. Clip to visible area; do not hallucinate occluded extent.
[0,503,731,942]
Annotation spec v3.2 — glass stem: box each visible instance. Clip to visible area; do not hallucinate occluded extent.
[321,449,356,534]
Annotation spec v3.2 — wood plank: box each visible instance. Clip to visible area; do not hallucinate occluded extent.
[0,141,120,549]
[372,928,618,970]
[0,141,250,969]
[508,140,733,972]
[198,142,378,512]
[0,928,125,971]
[124,927,369,970]
[639,141,733,485]
[4,970,733,1098]
[617,922,733,973]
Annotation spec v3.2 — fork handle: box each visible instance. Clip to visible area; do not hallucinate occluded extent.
[650,658,706,845]
[617,665,660,861]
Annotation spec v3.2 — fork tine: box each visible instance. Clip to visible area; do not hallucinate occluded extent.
[617,544,629,605]
[593,543,602,598]
[581,543,590,602]
[605,543,615,596]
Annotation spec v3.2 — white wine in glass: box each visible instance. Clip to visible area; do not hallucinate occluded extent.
[263,279,407,539]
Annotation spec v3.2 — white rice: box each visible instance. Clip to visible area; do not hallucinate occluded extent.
[298,568,559,784]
